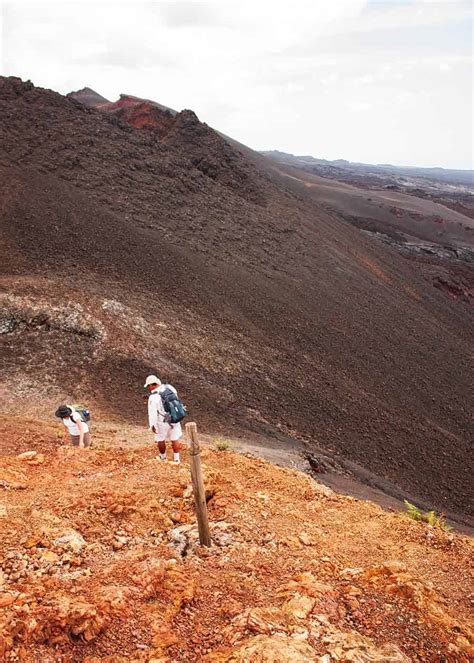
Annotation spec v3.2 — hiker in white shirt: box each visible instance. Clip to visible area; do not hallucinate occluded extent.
[144,375,182,463]
[55,405,91,448]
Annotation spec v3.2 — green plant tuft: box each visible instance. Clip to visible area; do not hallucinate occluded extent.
[215,438,232,452]
[403,500,452,532]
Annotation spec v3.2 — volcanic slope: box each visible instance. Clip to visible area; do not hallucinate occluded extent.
[1,76,473,524]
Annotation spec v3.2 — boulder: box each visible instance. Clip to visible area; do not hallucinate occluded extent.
[53,530,86,552]
[17,450,45,465]
[28,453,45,465]
[40,550,59,563]
[203,634,317,662]
[0,591,19,607]
[17,450,37,460]
[321,629,410,662]
[298,532,314,546]
[282,593,316,620]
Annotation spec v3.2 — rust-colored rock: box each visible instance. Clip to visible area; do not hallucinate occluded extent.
[0,592,19,607]
[203,634,317,662]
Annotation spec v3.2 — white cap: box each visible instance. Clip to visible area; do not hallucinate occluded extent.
[144,375,161,388]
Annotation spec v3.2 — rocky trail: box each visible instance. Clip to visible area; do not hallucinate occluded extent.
[1,416,473,662]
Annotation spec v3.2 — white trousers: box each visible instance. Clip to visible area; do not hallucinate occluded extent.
[154,422,182,442]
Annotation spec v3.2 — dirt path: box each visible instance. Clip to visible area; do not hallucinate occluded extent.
[26,415,473,535]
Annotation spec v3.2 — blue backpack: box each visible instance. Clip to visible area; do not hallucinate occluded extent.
[160,387,187,424]
[69,404,91,423]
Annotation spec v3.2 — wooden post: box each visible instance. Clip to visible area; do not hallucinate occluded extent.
[186,422,211,547]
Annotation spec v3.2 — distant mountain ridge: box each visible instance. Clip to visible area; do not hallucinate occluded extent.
[262,150,474,187]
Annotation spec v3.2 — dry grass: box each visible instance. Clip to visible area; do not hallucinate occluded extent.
[215,438,232,451]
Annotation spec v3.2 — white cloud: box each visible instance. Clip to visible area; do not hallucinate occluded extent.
[439,62,452,73]
[356,1,471,33]
[347,100,373,111]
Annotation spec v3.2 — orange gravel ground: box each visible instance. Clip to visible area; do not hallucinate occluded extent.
[0,416,473,662]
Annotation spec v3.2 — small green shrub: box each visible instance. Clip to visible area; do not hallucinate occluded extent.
[215,438,231,452]
[403,500,452,531]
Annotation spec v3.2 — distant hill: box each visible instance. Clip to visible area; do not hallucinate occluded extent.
[261,149,474,255]
[262,150,474,187]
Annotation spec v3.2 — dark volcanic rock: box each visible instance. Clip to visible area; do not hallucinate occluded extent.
[67,87,111,107]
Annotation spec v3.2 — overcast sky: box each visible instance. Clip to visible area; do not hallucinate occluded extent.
[1,0,472,168]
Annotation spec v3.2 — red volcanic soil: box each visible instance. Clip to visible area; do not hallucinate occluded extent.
[97,95,177,134]
[102,98,175,132]
[69,89,178,134]
[1,77,473,525]
[1,417,473,662]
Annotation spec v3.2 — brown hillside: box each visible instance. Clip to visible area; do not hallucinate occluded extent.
[0,76,473,525]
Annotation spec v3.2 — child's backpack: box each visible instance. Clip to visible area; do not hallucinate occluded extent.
[69,404,91,423]
[159,387,187,424]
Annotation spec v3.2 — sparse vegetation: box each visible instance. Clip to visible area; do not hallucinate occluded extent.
[215,438,232,451]
[404,500,452,531]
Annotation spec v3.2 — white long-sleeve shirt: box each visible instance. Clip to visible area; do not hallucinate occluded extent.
[62,410,89,436]
[147,384,178,429]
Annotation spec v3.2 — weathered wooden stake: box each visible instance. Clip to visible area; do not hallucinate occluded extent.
[186,422,211,547]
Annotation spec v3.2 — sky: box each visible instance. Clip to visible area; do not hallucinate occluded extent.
[0,0,472,169]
